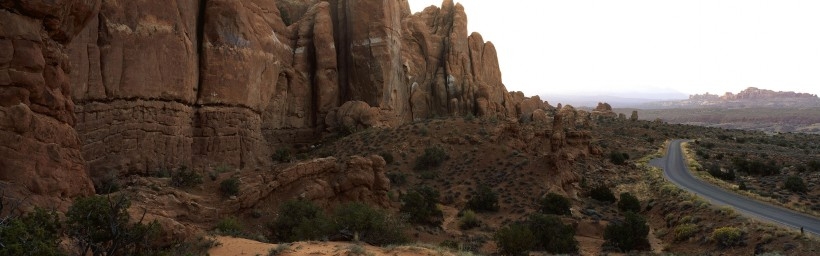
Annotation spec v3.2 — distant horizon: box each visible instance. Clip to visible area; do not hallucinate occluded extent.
[408,0,820,98]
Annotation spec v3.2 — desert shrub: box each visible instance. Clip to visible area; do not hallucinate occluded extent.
[272,148,291,163]
[539,192,571,215]
[466,185,499,212]
[609,152,629,165]
[170,166,203,188]
[414,146,448,170]
[495,223,535,256]
[220,177,241,197]
[732,158,779,176]
[331,202,407,245]
[400,186,442,225]
[604,212,650,252]
[458,210,480,230]
[94,170,121,194]
[66,195,159,256]
[527,214,578,254]
[215,216,243,237]
[807,160,820,172]
[268,243,290,256]
[674,223,698,241]
[738,181,748,190]
[0,207,63,256]
[784,176,807,193]
[711,226,743,247]
[617,192,641,213]
[386,172,406,186]
[271,200,333,242]
[378,151,394,165]
[590,185,616,203]
[707,164,735,181]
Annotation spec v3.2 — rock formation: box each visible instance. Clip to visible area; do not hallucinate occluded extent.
[64,0,545,177]
[591,102,616,119]
[1,0,98,198]
[2,0,549,201]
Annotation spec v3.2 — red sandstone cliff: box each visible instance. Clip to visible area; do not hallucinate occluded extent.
[2,0,548,198]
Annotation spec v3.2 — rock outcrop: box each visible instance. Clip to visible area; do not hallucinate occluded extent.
[1,0,98,198]
[64,0,546,177]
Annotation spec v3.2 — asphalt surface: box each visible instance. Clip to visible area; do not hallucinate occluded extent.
[650,139,820,236]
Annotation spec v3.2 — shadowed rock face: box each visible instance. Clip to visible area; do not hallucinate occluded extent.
[1,0,99,198]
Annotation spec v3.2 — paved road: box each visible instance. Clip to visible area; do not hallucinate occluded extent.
[650,139,820,236]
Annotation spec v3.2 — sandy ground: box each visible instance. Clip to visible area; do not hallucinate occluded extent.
[208,236,461,256]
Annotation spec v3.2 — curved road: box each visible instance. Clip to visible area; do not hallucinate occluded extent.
[650,140,820,236]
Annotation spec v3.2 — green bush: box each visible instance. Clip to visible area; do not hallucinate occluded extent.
[527,214,578,254]
[331,202,407,245]
[378,152,394,165]
[386,172,406,186]
[610,152,629,165]
[270,200,333,242]
[604,212,650,252]
[220,177,241,197]
[674,223,698,241]
[272,148,291,163]
[784,176,807,193]
[495,223,535,256]
[66,195,159,256]
[539,192,571,215]
[458,210,480,230]
[707,164,735,181]
[711,226,743,247]
[215,216,243,237]
[400,186,443,225]
[466,185,499,212]
[414,146,448,170]
[170,166,203,188]
[0,208,63,256]
[590,185,616,203]
[617,192,641,213]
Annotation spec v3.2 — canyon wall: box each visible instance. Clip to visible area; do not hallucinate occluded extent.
[1,0,99,199]
[66,0,546,178]
[2,0,549,193]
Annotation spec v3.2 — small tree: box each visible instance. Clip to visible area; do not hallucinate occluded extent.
[784,176,807,193]
[0,207,63,256]
[170,166,203,188]
[617,192,641,213]
[609,152,629,165]
[539,192,571,216]
[466,185,499,212]
[271,200,333,242]
[495,223,535,256]
[590,185,616,203]
[604,212,649,252]
[527,214,578,254]
[331,202,407,245]
[414,146,448,170]
[400,186,442,225]
[66,195,159,256]
[220,177,241,197]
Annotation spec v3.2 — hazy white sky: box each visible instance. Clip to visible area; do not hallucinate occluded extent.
[408,0,820,98]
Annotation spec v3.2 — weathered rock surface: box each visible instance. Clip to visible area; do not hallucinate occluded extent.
[62,0,548,177]
[1,0,98,198]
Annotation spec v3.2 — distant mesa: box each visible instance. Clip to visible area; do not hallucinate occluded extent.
[641,87,820,109]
